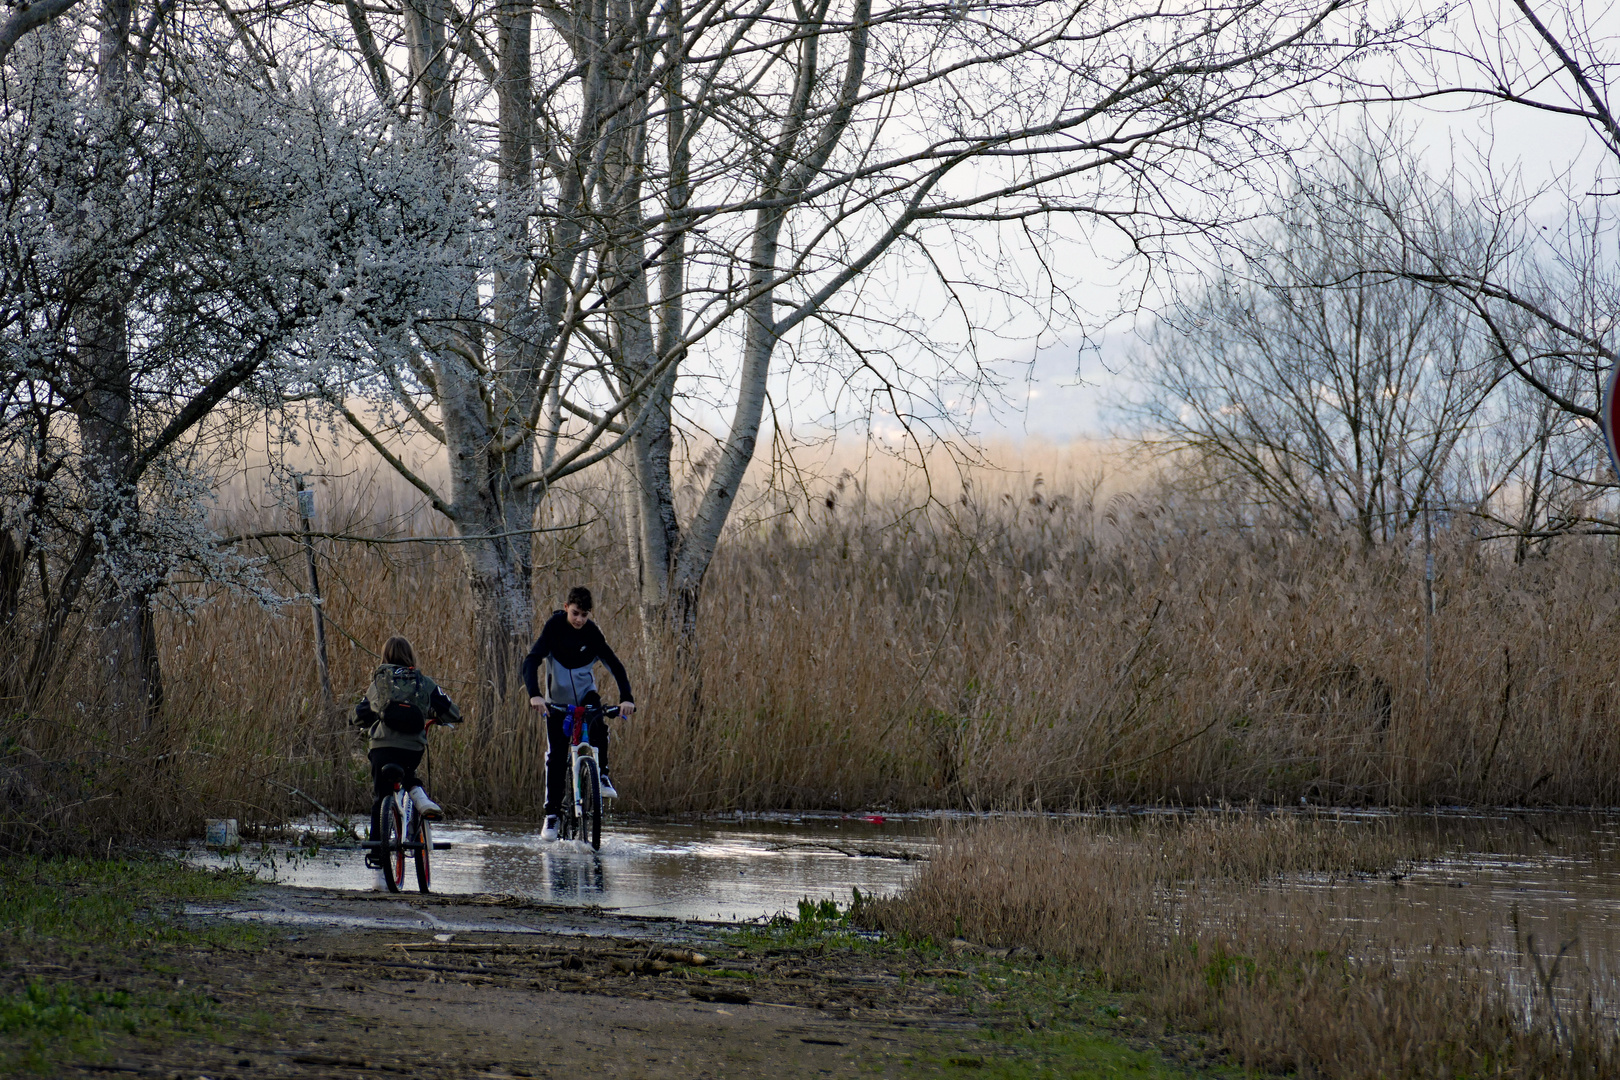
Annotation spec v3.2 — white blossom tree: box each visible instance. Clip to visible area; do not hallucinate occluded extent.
[0,16,461,724]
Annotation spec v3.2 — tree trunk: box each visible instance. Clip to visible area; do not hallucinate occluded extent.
[623,0,867,686]
[0,528,21,704]
[73,291,162,727]
[72,0,161,730]
[404,0,541,734]
[460,524,533,721]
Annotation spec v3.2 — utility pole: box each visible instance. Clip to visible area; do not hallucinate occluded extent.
[1423,499,1434,696]
[296,475,335,710]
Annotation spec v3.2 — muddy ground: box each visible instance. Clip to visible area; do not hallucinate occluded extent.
[10,884,1217,1079]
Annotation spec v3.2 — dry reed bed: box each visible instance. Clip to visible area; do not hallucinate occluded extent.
[10,450,1620,842]
[866,813,1620,1078]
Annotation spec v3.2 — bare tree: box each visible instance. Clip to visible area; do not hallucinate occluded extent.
[1135,143,1507,546]
[1333,0,1620,536]
[198,0,1410,720]
[0,0,1415,721]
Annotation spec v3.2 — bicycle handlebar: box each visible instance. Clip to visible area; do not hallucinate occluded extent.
[542,702,621,718]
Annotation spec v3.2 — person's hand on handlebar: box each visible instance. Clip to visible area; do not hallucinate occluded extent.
[618,701,636,719]
[530,696,544,709]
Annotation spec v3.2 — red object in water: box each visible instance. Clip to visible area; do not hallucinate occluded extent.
[862,814,886,824]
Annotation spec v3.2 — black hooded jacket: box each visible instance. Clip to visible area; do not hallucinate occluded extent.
[521,610,633,705]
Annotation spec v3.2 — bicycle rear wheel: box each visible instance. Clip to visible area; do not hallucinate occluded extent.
[579,758,602,851]
[413,814,432,894]
[382,795,407,893]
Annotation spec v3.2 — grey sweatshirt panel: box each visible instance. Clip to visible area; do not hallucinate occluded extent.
[546,658,597,705]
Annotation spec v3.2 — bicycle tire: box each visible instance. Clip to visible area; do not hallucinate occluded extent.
[559,762,577,842]
[382,795,407,893]
[580,758,602,851]
[413,814,432,894]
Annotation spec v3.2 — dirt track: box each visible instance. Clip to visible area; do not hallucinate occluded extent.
[45,885,1053,1079]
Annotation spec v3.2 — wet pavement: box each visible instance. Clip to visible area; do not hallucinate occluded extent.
[185,806,1620,993]
[185,814,934,923]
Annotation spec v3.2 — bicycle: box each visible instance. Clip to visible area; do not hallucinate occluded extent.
[362,725,454,893]
[545,702,619,851]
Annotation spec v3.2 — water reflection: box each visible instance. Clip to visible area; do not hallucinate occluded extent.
[1101,810,1620,1022]
[542,847,607,902]
[188,814,934,922]
[187,805,1620,989]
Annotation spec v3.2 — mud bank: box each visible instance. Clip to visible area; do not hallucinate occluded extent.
[15,883,1218,1079]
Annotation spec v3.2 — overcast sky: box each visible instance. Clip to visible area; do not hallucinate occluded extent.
[660,0,1612,457]
[962,0,1610,445]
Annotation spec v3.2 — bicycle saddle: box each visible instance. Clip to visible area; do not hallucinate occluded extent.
[379,763,407,784]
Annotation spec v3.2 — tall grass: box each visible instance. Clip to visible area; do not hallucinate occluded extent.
[864,814,1620,1077]
[8,439,1620,846]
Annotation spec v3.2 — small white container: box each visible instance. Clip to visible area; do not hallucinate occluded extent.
[204,818,240,850]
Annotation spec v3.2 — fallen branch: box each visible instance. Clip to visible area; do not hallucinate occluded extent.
[216,518,598,548]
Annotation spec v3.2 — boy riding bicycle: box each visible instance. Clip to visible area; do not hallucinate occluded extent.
[354,636,462,868]
[521,586,635,841]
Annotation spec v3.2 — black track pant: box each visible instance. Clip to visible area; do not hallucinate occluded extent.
[544,712,610,817]
[369,746,424,841]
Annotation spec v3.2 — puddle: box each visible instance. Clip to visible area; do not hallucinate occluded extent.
[184,803,1620,1001]
[1255,813,1620,948]
[185,814,935,922]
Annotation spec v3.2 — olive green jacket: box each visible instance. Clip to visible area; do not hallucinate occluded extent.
[356,666,461,753]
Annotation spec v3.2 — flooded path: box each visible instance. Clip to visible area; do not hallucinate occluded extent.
[187,814,934,922]
[187,807,1620,972]
[156,808,1620,1074]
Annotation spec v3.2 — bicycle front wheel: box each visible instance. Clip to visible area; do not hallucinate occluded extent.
[413,814,432,894]
[559,765,578,842]
[579,758,602,851]
[382,795,407,893]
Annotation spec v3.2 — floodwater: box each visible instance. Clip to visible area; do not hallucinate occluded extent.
[186,806,1620,997]
[186,814,935,923]
[1246,811,1620,1012]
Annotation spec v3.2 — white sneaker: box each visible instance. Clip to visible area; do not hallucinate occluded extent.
[599,773,619,799]
[373,868,390,891]
[541,815,560,842]
[410,788,444,821]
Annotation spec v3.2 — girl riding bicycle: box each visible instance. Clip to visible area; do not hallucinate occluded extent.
[355,636,462,866]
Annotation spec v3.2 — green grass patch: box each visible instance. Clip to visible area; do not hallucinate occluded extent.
[728,892,893,953]
[0,855,260,952]
[0,979,219,1074]
[0,855,267,1074]
[703,967,759,981]
[906,1026,1212,1079]
[735,894,1237,1078]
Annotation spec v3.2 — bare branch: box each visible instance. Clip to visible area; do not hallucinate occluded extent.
[0,0,81,68]
[330,398,458,521]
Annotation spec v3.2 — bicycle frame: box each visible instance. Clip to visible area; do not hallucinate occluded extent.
[548,703,618,849]
[569,710,600,823]
[363,742,453,893]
